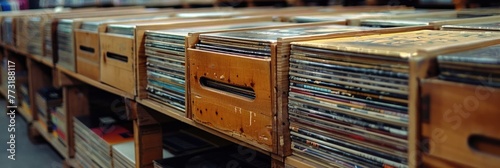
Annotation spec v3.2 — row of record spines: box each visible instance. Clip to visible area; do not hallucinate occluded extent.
[286,49,410,127]
[112,148,135,168]
[73,118,113,167]
[74,122,99,168]
[74,133,96,168]
[74,128,112,168]
[196,37,272,59]
[57,24,75,53]
[27,20,43,55]
[44,22,53,57]
[145,33,187,112]
[288,119,408,168]
[287,45,410,168]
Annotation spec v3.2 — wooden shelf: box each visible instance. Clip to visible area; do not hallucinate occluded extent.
[33,121,69,159]
[0,44,54,68]
[56,65,135,99]
[138,99,271,156]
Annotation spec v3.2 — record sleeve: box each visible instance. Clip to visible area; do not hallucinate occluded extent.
[442,21,500,31]
[199,25,375,44]
[437,44,500,65]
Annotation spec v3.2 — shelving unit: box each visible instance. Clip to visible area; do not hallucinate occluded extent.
[3,5,500,168]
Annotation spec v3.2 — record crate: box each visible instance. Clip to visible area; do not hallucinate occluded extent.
[16,8,108,55]
[137,17,300,116]
[186,25,433,155]
[43,8,161,72]
[420,79,500,168]
[285,30,500,168]
[99,16,276,97]
[72,12,175,81]
[19,8,118,58]
[348,10,500,29]
[0,9,63,47]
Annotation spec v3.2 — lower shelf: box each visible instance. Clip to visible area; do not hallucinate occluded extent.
[33,121,69,159]
[17,103,33,122]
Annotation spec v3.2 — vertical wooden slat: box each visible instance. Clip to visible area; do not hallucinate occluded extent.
[64,86,89,158]
[133,102,162,168]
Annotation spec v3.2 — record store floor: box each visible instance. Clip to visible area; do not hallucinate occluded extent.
[0,99,64,168]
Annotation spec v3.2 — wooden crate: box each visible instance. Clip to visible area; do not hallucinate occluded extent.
[74,13,177,81]
[99,16,274,96]
[45,8,162,72]
[187,25,432,155]
[280,30,500,168]
[372,32,500,167]
[15,8,105,53]
[0,8,65,46]
[420,79,500,168]
[136,19,333,118]
[349,11,500,29]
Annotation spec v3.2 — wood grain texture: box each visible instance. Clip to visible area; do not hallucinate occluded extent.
[421,79,500,168]
[133,103,162,168]
[64,86,89,158]
[99,34,136,95]
[189,48,274,152]
[75,30,100,81]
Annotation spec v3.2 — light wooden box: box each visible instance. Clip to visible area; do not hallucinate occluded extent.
[0,8,66,45]
[420,79,500,168]
[137,18,344,118]
[46,8,161,72]
[187,25,431,155]
[98,16,274,96]
[1,11,54,47]
[293,30,500,167]
[64,13,179,82]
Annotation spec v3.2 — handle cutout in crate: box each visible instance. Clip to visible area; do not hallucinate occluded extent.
[468,134,500,157]
[200,77,256,100]
[79,45,95,54]
[106,52,128,62]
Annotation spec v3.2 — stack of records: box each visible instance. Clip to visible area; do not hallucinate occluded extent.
[79,15,172,33]
[287,30,500,167]
[20,83,30,109]
[196,25,376,59]
[27,17,43,56]
[57,19,76,71]
[74,116,97,168]
[144,21,291,112]
[441,21,500,31]
[2,17,14,45]
[289,10,442,23]
[44,20,53,58]
[113,141,175,168]
[112,141,136,168]
[437,45,500,88]
[359,11,500,28]
[50,106,67,147]
[74,116,134,168]
[35,87,62,131]
[290,13,391,23]
[153,145,271,168]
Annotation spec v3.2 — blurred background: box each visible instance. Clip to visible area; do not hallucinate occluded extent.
[0,0,499,12]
